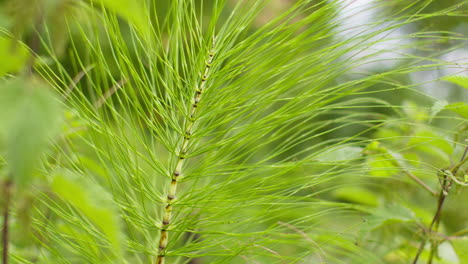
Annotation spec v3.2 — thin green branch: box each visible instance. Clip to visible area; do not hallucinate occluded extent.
[156,37,217,264]
[402,169,438,196]
[412,172,453,264]
[450,146,468,179]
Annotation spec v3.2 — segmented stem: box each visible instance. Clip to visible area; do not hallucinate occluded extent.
[156,40,216,264]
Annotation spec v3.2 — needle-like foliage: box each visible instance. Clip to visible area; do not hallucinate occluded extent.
[8,0,463,263]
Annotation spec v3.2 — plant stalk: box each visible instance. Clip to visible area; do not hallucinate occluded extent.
[413,148,467,264]
[403,170,437,196]
[156,40,216,264]
[412,173,452,264]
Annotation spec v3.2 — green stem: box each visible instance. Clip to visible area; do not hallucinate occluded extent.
[415,147,467,263]
[155,39,216,264]
[412,174,452,264]
[450,147,468,179]
[402,169,437,196]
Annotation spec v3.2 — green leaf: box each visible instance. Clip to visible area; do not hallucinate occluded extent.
[90,0,150,37]
[367,155,399,177]
[332,187,378,206]
[443,75,468,89]
[402,101,429,121]
[408,129,453,157]
[370,204,416,224]
[402,152,420,167]
[358,204,416,242]
[0,37,30,76]
[438,241,460,264]
[0,78,62,188]
[445,102,468,119]
[451,239,468,263]
[51,169,123,255]
[374,127,402,146]
[364,141,399,177]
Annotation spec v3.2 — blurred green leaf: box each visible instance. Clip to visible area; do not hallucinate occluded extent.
[364,141,399,177]
[90,0,150,36]
[367,155,399,177]
[444,76,468,118]
[438,241,460,264]
[365,141,387,153]
[0,78,62,188]
[403,101,429,122]
[408,129,453,158]
[445,102,468,119]
[333,187,378,206]
[51,169,123,255]
[0,37,29,76]
[451,239,468,263]
[382,247,414,263]
[358,204,416,240]
[402,152,420,167]
[443,76,468,89]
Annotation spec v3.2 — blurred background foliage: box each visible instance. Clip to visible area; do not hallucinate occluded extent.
[0,0,467,263]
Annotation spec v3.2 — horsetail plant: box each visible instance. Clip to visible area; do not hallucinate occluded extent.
[157,37,217,264]
[0,0,466,263]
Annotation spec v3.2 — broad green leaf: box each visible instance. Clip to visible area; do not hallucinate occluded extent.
[438,241,460,264]
[358,204,416,242]
[408,129,453,164]
[445,102,468,119]
[364,141,387,153]
[0,37,30,76]
[443,75,468,89]
[374,127,401,139]
[0,78,62,188]
[374,127,402,146]
[402,152,420,167]
[366,155,399,177]
[451,239,468,263]
[410,130,453,154]
[402,101,428,121]
[332,187,378,206]
[90,0,150,37]
[51,169,123,255]
[364,141,399,177]
[383,247,413,263]
[370,204,416,223]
